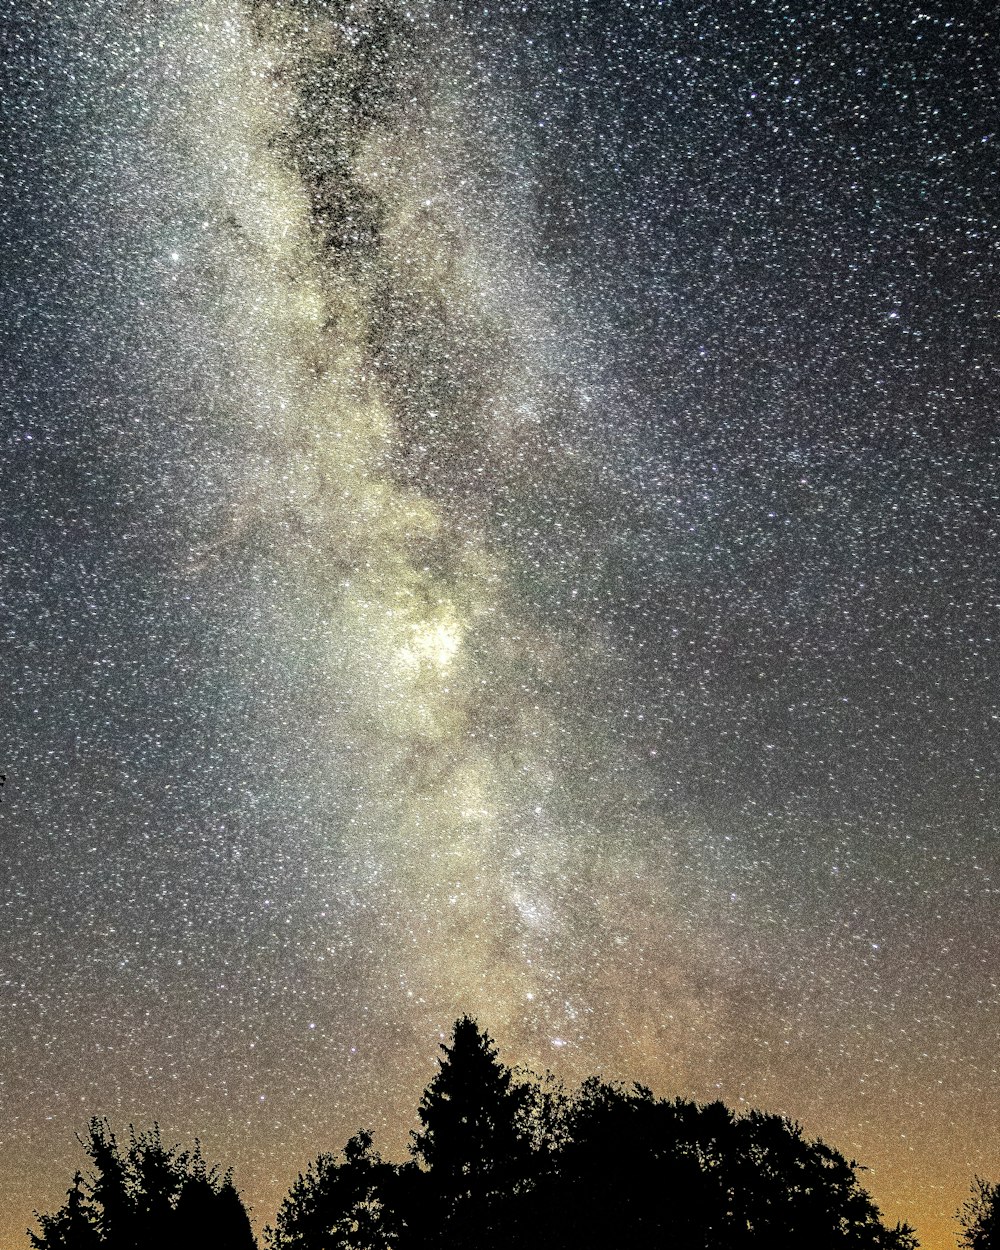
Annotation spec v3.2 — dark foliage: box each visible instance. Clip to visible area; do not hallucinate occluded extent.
[266,1129,410,1250]
[411,1015,531,1188]
[959,1178,1000,1250]
[30,1120,256,1250]
[30,1021,930,1249]
[270,1016,921,1250]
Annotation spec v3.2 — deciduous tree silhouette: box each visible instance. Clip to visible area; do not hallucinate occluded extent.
[959,1178,1000,1250]
[269,1130,407,1250]
[29,1174,100,1250]
[30,1120,256,1250]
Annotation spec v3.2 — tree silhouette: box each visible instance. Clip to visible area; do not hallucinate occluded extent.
[959,1178,1000,1250]
[518,1082,736,1249]
[271,1017,918,1250]
[405,1016,534,1249]
[29,1174,100,1250]
[173,1147,257,1250]
[269,1130,407,1250]
[410,1015,530,1195]
[29,1120,256,1250]
[524,1081,919,1250]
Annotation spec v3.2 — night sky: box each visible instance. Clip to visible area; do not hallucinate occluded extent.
[2,1,998,1247]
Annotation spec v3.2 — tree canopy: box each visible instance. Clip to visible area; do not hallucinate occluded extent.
[37,1018,997,1250]
[959,1178,1000,1250]
[30,1120,255,1250]
[269,1016,920,1250]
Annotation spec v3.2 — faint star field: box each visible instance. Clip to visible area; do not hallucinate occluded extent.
[1,2,997,1248]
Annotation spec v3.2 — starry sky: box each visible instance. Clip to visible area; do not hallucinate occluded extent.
[1,1,997,1247]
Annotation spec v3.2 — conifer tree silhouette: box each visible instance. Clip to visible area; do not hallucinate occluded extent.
[410,1015,529,1196]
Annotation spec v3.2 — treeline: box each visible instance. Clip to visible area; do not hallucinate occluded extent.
[31,1016,1000,1249]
